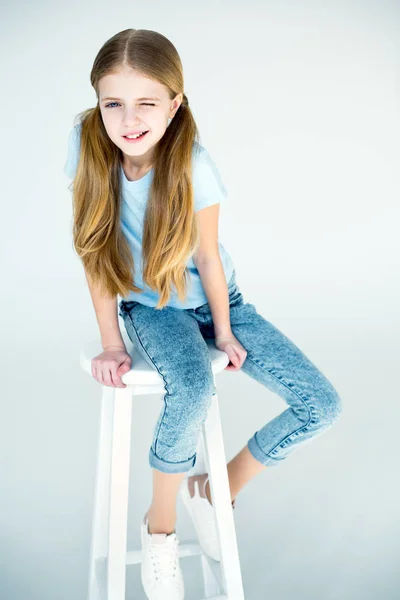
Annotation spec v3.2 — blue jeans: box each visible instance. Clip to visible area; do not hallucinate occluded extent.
[118,270,342,474]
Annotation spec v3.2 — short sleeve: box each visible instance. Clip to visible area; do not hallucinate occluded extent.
[192,145,228,212]
[63,122,82,180]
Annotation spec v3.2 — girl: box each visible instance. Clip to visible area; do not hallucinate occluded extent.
[64,28,342,600]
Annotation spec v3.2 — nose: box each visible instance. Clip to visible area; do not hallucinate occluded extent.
[122,106,143,125]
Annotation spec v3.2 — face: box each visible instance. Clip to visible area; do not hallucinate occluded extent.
[98,65,183,169]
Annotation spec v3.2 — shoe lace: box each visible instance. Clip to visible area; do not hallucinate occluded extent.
[149,538,179,581]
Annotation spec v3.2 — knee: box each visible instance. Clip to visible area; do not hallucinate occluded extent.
[178,376,215,425]
[314,384,343,428]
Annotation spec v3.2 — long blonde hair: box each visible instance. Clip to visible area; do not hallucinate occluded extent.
[70,28,201,309]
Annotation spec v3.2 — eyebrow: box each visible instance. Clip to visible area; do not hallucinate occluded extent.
[101,96,161,102]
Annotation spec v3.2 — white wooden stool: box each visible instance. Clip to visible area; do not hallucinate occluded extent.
[80,325,245,600]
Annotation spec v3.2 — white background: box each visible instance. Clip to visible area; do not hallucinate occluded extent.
[1,1,399,598]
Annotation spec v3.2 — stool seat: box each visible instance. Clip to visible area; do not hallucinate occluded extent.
[82,327,245,600]
[80,331,230,391]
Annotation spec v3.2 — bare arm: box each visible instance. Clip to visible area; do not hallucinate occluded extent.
[193,204,232,338]
[85,271,126,351]
[195,257,232,338]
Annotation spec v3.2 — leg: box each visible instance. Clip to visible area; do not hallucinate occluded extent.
[203,445,267,506]
[194,274,343,501]
[229,297,343,473]
[146,469,187,534]
[226,444,267,500]
[119,301,216,534]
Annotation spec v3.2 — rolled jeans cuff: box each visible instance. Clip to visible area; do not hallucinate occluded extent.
[149,446,197,473]
[247,432,284,468]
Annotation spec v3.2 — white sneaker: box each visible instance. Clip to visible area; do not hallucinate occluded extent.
[179,473,236,562]
[140,513,185,600]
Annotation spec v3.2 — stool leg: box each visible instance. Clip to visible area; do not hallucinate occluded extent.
[88,385,115,600]
[107,386,133,600]
[201,387,245,600]
[200,554,221,598]
[87,385,133,600]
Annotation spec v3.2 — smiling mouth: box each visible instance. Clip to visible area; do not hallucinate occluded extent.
[123,131,149,140]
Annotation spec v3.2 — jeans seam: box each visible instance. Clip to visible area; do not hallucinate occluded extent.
[124,312,171,458]
[245,353,316,457]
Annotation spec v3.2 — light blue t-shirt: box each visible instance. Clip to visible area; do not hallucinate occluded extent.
[64,122,235,309]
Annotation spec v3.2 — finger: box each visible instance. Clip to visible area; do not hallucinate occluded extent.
[232,348,242,366]
[239,349,247,367]
[96,367,105,385]
[227,347,247,371]
[119,357,132,374]
[225,362,240,371]
[109,366,119,387]
[116,357,132,386]
[118,357,131,375]
[226,350,240,371]
[92,362,101,383]
[101,367,113,387]
[111,364,126,388]
[117,365,130,385]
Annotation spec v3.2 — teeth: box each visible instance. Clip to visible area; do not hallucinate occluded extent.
[126,132,147,139]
